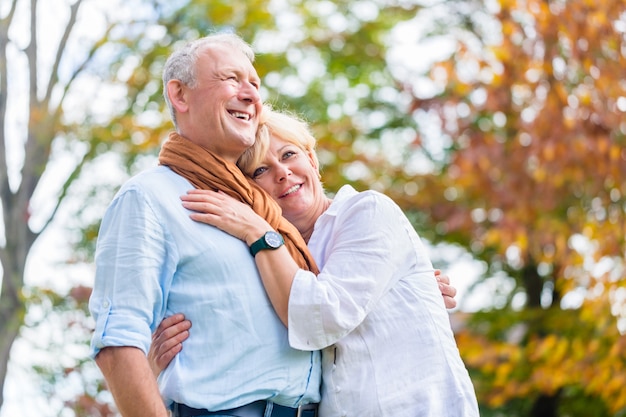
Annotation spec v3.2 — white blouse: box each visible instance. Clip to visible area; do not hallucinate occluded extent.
[289,185,479,417]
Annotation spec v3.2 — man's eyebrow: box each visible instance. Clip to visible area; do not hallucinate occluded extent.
[216,67,237,75]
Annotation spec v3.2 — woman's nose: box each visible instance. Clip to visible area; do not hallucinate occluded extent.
[276,165,291,182]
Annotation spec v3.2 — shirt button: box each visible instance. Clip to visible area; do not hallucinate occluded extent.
[102,300,110,308]
[335,386,341,393]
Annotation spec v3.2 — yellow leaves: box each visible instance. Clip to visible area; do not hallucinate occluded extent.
[583,334,626,413]
[483,227,504,248]
[606,373,626,394]
[527,334,570,367]
[477,154,492,172]
[491,44,512,62]
[497,0,517,11]
[458,301,626,413]
[588,10,609,27]
[530,166,547,183]
[457,329,529,406]
[611,385,626,413]
[609,144,621,162]
[541,142,556,161]
[597,137,610,154]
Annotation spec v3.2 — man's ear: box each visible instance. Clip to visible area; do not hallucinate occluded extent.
[167,80,189,113]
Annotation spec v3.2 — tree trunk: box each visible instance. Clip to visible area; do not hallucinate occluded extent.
[530,390,562,417]
[0,297,23,408]
[522,265,563,417]
[0,260,27,409]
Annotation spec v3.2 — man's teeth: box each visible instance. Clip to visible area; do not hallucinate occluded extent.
[282,184,301,196]
[230,111,250,120]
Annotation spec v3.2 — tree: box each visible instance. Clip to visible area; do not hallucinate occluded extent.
[375,0,626,415]
[0,0,180,411]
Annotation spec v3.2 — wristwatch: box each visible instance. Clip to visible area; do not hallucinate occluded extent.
[249,231,285,257]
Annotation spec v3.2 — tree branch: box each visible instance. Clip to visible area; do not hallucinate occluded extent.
[36,139,96,234]
[0,0,19,211]
[43,0,83,105]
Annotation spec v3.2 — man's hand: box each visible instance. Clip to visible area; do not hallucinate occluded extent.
[149,314,192,377]
[435,269,457,309]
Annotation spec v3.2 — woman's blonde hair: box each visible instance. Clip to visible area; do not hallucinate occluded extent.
[237,105,319,176]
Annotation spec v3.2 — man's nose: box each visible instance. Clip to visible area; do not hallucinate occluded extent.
[240,81,260,103]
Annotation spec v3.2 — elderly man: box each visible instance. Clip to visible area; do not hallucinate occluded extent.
[89,33,321,417]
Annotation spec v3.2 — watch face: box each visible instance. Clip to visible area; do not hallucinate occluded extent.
[265,231,283,248]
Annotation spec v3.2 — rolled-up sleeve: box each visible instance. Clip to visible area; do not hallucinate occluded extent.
[89,186,173,357]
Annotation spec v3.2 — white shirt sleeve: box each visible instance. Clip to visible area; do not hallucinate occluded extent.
[288,190,432,350]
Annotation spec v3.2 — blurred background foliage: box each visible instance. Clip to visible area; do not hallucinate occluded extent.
[0,0,624,416]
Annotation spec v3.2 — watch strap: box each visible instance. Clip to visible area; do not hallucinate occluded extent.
[249,231,284,257]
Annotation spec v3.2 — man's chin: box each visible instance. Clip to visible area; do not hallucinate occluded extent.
[243,133,257,148]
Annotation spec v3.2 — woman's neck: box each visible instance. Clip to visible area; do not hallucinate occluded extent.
[288,197,332,243]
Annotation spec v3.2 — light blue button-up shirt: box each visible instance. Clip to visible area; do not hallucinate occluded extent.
[89,165,321,410]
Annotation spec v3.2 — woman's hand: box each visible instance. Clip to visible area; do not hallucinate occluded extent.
[181,189,271,245]
[148,314,191,377]
[435,269,458,309]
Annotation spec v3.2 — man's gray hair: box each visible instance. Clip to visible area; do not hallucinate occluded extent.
[162,33,255,128]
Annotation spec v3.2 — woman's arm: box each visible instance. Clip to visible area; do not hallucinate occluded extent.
[180,189,301,325]
[179,190,458,326]
[148,273,458,375]
[286,190,451,350]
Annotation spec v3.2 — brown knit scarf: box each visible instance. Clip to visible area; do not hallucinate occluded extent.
[158,131,319,273]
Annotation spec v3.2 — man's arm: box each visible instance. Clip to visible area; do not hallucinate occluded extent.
[96,346,169,417]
